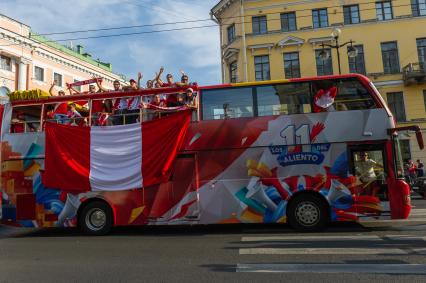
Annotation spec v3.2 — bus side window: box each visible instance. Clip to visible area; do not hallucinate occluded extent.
[201,87,254,120]
[11,105,42,133]
[256,82,311,116]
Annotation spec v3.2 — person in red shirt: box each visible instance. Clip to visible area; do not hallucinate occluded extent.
[155,67,175,87]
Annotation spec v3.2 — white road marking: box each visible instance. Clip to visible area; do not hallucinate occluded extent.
[236,263,426,274]
[409,208,426,215]
[386,235,426,241]
[241,235,380,242]
[239,248,407,255]
[413,248,426,255]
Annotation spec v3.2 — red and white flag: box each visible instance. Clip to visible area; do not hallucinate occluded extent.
[42,110,191,192]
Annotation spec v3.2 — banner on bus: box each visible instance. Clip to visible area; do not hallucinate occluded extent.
[42,110,191,192]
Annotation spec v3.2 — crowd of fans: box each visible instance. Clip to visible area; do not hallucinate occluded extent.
[44,67,197,127]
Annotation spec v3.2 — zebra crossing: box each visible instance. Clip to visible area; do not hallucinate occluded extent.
[236,234,426,273]
[236,208,426,274]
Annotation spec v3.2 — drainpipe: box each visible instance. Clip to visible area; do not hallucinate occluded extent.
[240,0,248,82]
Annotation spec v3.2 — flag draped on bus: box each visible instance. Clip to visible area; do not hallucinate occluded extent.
[42,110,191,192]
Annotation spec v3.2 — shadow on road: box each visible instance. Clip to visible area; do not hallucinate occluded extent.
[9,221,368,238]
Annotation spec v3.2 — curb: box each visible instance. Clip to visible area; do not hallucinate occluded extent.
[0,224,32,238]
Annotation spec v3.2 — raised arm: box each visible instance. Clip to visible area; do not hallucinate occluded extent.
[69,86,82,95]
[95,77,108,92]
[154,67,164,86]
[137,72,143,89]
[49,81,55,96]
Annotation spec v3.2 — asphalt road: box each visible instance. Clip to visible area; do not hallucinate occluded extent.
[1,196,426,283]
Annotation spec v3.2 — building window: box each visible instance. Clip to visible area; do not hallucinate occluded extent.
[0,55,12,71]
[417,38,426,69]
[387,92,406,122]
[54,72,63,87]
[400,139,412,161]
[73,79,81,92]
[411,0,426,16]
[315,49,333,76]
[34,66,44,81]
[254,55,270,81]
[312,8,328,28]
[281,12,297,32]
[376,1,393,21]
[283,52,301,78]
[381,41,400,74]
[252,16,267,35]
[229,61,238,83]
[227,24,236,44]
[348,45,366,75]
[343,5,360,24]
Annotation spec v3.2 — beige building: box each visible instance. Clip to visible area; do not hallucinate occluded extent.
[0,13,124,99]
[211,0,426,161]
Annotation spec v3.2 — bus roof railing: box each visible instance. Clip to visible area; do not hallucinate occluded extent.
[11,84,199,106]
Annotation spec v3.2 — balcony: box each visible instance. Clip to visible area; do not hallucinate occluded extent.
[403,62,426,86]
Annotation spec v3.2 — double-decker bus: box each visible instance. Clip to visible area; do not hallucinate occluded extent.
[0,74,423,235]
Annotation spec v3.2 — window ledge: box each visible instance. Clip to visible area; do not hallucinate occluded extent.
[32,79,47,86]
[0,68,14,75]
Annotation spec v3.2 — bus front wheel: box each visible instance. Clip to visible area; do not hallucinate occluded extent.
[79,201,113,236]
[287,194,329,232]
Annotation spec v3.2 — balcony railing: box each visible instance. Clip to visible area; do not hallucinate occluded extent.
[402,62,426,86]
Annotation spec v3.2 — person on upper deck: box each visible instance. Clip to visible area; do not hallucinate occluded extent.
[49,81,66,96]
[156,67,175,88]
[66,103,82,125]
[123,78,139,91]
[146,80,154,89]
[176,93,186,106]
[175,74,190,87]
[185,88,197,109]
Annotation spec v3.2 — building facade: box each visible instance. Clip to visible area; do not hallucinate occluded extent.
[0,14,124,100]
[211,0,426,161]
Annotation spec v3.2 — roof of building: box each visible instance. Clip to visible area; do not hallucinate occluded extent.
[30,32,113,72]
[0,13,116,74]
[211,0,237,20]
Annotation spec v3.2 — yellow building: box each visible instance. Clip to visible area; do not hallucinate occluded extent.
[211,0,426,162]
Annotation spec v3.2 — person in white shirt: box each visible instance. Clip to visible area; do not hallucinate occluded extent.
[355,152,383,196]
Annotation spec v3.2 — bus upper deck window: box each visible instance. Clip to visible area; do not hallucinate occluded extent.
[334,79,376,110]
[11,105,42,133]
[256,82,311,116]
[202,87,254,120]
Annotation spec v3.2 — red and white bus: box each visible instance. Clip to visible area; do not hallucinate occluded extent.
[0,74,423,235]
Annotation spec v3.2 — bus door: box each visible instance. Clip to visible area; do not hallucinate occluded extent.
[348,143,390,218]
[147,153,199,223]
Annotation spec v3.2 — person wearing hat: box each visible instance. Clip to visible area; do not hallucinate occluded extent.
[185,88,197,109]
[185,88,197,121]
[123,78,139,91]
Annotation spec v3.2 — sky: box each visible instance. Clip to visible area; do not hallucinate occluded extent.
[0,0,222,85]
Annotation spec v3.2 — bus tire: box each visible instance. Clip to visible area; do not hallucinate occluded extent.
[287,194,329,232]
[79,201,113,236]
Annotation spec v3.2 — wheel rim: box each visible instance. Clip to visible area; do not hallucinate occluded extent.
[85,208,107,231]
[295,201,320,227]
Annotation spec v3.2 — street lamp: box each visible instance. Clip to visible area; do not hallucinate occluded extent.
[319,28,358,74]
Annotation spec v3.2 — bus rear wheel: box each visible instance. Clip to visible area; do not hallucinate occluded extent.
[79,201,113,236]
[287,194,329,232]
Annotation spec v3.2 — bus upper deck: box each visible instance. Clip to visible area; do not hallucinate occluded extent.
[7,74,390,133]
